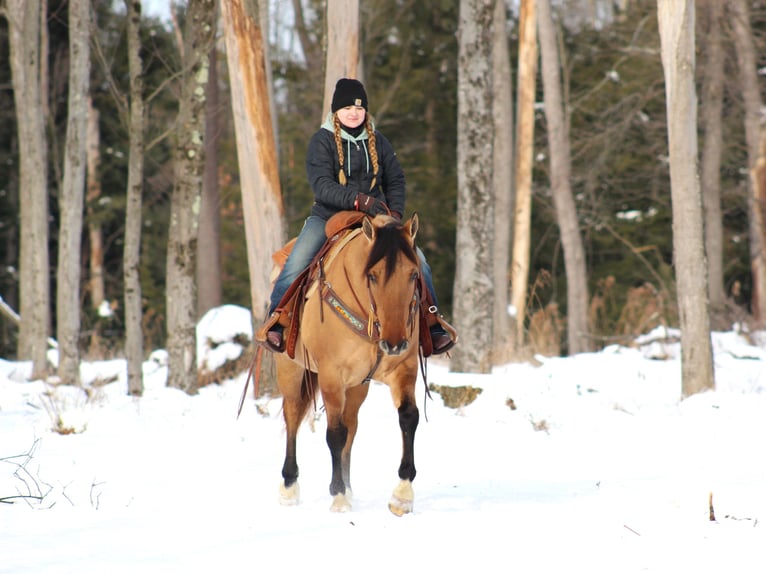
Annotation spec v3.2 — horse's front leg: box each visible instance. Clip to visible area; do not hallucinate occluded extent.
[323,387,352,513]
[389,395,419,516]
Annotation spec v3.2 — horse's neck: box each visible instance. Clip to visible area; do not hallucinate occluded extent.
[304,228,363,300]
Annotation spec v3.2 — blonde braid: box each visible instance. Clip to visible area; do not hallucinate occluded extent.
[366,115,379,190]
[333,114,347,185]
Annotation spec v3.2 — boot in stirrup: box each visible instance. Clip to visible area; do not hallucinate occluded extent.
[255,312,285,353]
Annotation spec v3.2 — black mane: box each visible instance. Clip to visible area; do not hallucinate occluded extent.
[364,222,418,281]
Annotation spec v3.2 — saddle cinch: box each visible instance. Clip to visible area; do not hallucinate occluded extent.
[255,211,454,359]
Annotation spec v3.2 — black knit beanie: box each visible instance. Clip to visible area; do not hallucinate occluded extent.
[331,78,368,113]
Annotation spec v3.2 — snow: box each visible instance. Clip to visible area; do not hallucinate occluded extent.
[1,305,765,573]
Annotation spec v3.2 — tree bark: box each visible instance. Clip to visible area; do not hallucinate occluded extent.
[221,0,285,395]
[86,98,105,315]
[510,0,537,350]
[537,0,590,354]
[698,0,725,320]
[657,0,714,397]
[323,0,360,114]
[7,0,51,379]
[450,0,495,374]
[56,0,91,386]
[491,0,514,363]
[727,0,766,324]
[166,0,216,394]
[197,20,223,319]
[124,0,146,397]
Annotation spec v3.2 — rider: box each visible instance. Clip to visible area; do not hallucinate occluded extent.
[257,78,456,355]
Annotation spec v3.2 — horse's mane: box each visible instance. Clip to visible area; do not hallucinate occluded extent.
[364,222,418,281]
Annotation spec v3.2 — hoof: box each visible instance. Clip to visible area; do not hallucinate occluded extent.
[330,493,352,513]
[388,479,414,516]
[279,481,300,506]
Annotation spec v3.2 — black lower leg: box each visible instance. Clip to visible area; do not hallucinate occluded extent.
[397,400,419,481]
[282,435,298,487]
[326,423,348,496]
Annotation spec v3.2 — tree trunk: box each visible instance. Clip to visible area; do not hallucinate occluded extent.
[510,0,537,350]
[727,0,766,324]
[56,0,91,386]
[491,0,514,363]
[657,0,714,397]
[221,0,285,395]
[86,98,105,315]
[124,0,146,397]
[537,0,590,355]
[323,0,360,114]
[7,0,51,379]
[197,21,223,319]
[450,0,495,374]
[166,0,216,394]
[698,0,725,321]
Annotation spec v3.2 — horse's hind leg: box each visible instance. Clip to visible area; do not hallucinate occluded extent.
[278,359,315,506]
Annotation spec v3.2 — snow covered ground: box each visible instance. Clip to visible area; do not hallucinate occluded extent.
[1,305,765,573]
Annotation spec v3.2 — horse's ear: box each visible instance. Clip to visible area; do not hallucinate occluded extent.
[362,216,376,243]
[406,213,419,244]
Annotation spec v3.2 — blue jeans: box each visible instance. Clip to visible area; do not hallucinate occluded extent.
[269,215,439,314]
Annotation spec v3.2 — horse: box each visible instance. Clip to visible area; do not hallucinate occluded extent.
[275,213,422,516]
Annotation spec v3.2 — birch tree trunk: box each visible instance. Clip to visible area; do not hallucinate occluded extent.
[198,21,223,319]
[727,0,766,325]
[657,0,714,397]
[699,0,725,320]
[166,0,216,394]
[537,0,590,355]
[323,0,360,114]
[510,0,537,350]
[124,0,146,397]
[56,0,91,386]
[450,0,495,374]
[221,0,285,395]
[491,0,514,362]
[7,0,51,379]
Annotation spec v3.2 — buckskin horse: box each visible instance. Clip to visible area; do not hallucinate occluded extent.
[275,213,422,516]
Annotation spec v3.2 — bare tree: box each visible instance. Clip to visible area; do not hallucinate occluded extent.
[197,15,223,319]
[323,0,360,113]
[492,0,514,362]
[510,0,537,350]
[221,0,285,394]
[56,0,91,386]
[450,0,495,374]
[123,0,146,396]
[537,0,590,354]
[727,0,766,324]
[657,0,714,397]
[166,0,217,393]
[5,0,51,379]
[86,98,105,323]
[699,0,725,320]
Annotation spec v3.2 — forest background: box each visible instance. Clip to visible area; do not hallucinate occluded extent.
[0,0,764,384]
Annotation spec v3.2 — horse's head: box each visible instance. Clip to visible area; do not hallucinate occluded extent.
[361,214,420,356]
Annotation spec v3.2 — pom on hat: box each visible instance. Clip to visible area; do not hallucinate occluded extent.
[331,78,368,113]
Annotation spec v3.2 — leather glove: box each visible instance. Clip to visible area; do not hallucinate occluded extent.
[355,193,390,216]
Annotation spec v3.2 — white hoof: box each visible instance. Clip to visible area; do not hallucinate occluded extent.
[330,493,352,513]
[279,481,300,506]
[388,479,414,516]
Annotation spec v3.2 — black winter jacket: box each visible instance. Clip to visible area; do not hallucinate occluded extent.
[305,115,406,220]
